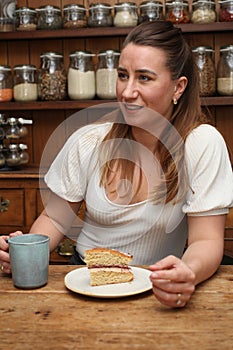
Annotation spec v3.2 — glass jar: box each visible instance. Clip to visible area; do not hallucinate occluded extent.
[18,143,29,165]
[0,0,16,32]
[192,46,216,97]
[113,2,138,27]
[6,143,21,167]
[15,7,37,31]
[68,51,96,100]
[96,50,120,99]
[5,117,20,140]
[38,52,67,101]
[0,65,13,102]
[13,64,38,102]
[63,4,87,28]
[191,0,216,24]
[219,1,233,22]
[138,1,163,23]
[88,3,113,27]
[165,0,190,23]
[0,144,5,168]
[217,45,233,96]
[36,5,62,30]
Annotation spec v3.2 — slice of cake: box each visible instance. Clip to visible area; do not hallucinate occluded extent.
[84,247,134,286]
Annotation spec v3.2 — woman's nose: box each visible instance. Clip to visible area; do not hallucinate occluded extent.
[121,80,138,100]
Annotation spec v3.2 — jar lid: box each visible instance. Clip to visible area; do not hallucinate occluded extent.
[15,7,36,14]
[36,5,61,13]
[13,64,37,71]
[192,0,215,5]
[219,0,233,3]
[220,45,233,52]
[0,65,11,71]
[40,52,63,59]
[166,0,189,6]
[98,49,121,56]
[114,2,137,9]
[140,1,163,8]
[19,143,28,150]
[8,143,18,151]
[63,4,86,12]
[89,3,112,9]
[69,51,95,57]
[192,46,214,53]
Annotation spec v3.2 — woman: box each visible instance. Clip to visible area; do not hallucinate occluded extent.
[0,21,233,308]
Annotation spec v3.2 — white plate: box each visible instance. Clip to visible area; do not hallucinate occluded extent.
[64,266,152,298]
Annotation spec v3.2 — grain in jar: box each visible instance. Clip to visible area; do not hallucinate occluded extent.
[88,3,113,27]
[68,51,96,100]
[165,0,190,23]
[192,46,216,97]
[138,1,163,23]
[36,5,62,30]
[96,50,120,99]
[191,0,216,24]
[113,2,138,27]
[217,45,233,96]
[0,65,13,102]
[38,52,67,101]
[63,4,87,28]
[13,65,38,102]
[219,0,233,22]
[15,7,37,31]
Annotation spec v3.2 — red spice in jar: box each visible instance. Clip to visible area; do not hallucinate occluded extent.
[0,88,13,102]
[165,1,190,24]
[219,1,233,22]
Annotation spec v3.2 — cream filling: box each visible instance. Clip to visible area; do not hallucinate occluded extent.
[89,267,131,273]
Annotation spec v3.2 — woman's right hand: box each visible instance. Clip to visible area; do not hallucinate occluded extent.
[0,231,23,274]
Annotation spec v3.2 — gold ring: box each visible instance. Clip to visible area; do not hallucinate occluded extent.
[176,293,182,306]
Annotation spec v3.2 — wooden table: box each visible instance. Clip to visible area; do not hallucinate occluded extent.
[0,265,232,350]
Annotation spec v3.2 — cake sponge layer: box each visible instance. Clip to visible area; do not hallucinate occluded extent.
[89,270,134,286]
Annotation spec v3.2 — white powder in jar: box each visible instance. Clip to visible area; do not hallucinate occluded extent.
[68,68,95,100]
[217,77,233,96]
[96,68,117,99]
[114,11,138,27]
[13,83,38,101]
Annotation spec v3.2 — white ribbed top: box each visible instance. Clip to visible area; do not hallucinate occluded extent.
[45,123,233,265]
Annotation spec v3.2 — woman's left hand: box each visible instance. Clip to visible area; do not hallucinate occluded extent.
[148,255,196,308]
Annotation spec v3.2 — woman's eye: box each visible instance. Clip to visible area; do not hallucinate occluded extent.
[139,75,151,82]
[118,72,128,80]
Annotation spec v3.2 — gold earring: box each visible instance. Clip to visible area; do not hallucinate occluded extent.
[173,97,178,105]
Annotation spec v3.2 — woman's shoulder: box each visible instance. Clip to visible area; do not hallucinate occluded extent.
[185,123,226,147]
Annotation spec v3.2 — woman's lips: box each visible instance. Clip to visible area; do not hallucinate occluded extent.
[122,103,143,112]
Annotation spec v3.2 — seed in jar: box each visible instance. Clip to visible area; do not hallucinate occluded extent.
[39,71,67,101]
[191,9,216,23]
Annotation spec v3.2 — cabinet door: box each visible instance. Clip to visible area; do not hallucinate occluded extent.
[0,189,24,229]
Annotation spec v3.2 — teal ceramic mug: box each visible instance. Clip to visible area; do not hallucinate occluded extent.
[8,234,50,289]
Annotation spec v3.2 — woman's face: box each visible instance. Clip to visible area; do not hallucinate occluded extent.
[116,43,186,128]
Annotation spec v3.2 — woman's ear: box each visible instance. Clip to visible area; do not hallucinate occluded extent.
[174,76,188,101]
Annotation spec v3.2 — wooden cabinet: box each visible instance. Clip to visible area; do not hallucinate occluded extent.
[0,0,233,258]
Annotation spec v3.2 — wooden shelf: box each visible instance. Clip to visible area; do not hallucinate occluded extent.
[0,96,233,111]
[0,22,232,41]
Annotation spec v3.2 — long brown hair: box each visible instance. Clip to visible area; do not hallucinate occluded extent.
[99,21,209,203]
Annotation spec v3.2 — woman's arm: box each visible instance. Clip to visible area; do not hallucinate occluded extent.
[30,192,83,251]
[149,214,226,308]
[182,214,225,284]
[0,192,83,273]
